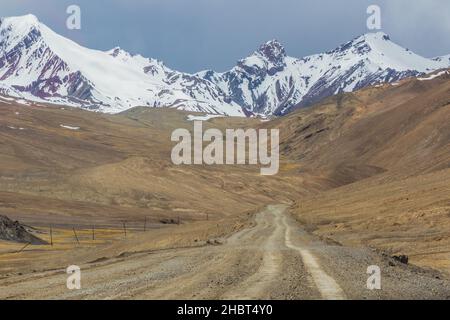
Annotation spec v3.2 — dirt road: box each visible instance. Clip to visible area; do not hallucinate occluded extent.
[1,205,449,300]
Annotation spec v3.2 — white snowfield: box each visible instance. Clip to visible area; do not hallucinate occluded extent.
[60,124,80,130]
[186,114,223,121]
[7,126,25,130]
[433,54,450,66]
[0,14,450,117]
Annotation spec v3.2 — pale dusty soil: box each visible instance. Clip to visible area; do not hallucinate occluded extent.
[1,205,448,300]
[293,169,450,276]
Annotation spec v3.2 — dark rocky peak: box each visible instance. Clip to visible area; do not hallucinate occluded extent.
[109,47,123,57]
[257,39,286,64]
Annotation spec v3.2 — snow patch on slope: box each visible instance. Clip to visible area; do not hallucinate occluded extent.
[418,70,449,81]
[433,55,450,68]
[60,124,80,130]
[187,114,223,121]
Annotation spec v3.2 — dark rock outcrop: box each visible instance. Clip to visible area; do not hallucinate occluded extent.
[0,215,47,245]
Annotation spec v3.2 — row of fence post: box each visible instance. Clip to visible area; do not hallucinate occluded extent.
[45,217,166,246]
[41,213,214,247]
[17,213,213,252]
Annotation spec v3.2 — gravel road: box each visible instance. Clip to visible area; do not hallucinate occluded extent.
[1,205,449,300]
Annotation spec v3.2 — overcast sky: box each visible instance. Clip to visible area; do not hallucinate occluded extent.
[1,0,450,72]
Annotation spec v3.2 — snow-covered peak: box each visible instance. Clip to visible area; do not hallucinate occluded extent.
[0,14,245,116]
[329,32,386,55]
[0,14,41,51]
[257,39,286,63]
[354,31,391,45]
[199,31,450,116]
[106,46,164,71]
[0,14,40,29]
[0,14,41,39]
[236,39,287,74]
[1,14,450,118]
[326,31,442,73]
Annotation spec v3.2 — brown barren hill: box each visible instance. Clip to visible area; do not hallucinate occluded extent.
[0,100,307,228]
[263,69,450,275]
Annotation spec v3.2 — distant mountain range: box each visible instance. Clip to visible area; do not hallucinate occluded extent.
[1,14,449,116]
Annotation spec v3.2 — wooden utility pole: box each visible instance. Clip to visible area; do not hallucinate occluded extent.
[92,225,95,241]
[17,242,31,253]
[50,226,53,246]
[72,227,80,244]
[144,217,147,232]
[123,222,127,237]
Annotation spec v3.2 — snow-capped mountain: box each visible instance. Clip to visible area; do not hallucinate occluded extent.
[1,14,449,116]
[198,33,450,115]
[0,14,244,116]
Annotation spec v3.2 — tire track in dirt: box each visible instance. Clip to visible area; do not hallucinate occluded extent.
[282,215,346,300]
[222,208,284,299]
[2,205,449,299]
[0,205,342,300]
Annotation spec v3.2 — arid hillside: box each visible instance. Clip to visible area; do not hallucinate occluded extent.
[0,100,311,229]
[264,70,450,274]
[269,70,450,182]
